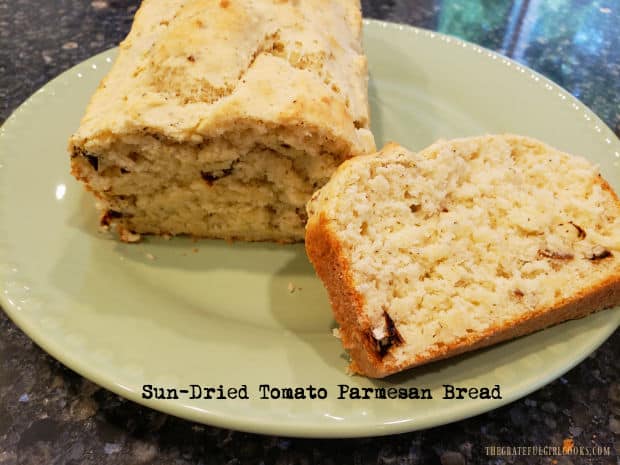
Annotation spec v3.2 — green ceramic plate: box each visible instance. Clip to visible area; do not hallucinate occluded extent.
[1,20,619,438]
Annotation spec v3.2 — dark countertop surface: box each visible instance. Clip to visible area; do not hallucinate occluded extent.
[1,1,619,464]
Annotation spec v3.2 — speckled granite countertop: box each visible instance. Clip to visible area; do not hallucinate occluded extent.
[1,1,619,464]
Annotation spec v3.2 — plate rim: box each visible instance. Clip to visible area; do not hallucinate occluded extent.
[1,18,619,438]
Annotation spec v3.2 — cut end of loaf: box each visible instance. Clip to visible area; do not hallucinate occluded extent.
[70,123,353,242]
[306,135,620,378]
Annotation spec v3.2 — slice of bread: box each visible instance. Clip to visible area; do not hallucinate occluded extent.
[305,135,620,378]
[69,0,374,242]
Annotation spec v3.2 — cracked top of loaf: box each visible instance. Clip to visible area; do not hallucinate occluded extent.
[70,0,374,154]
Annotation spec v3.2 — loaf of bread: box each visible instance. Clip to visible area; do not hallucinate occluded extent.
[69,0,374,242]
[306,135,620,378]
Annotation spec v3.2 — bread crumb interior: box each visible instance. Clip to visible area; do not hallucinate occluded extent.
[316,136,620,362]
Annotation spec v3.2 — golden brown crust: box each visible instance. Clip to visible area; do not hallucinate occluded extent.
[308,210,620,378]
[69,0,373,153]
[305,213,388,377]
